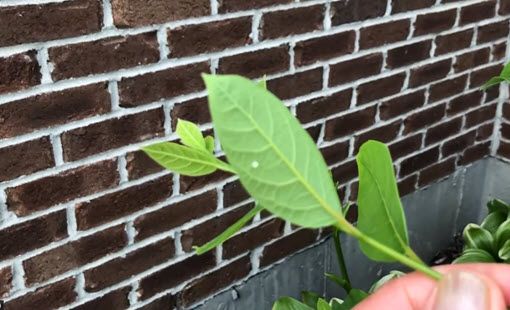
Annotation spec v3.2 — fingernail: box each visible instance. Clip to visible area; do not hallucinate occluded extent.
[433,271,490,310]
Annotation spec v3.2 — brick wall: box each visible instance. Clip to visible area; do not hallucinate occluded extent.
[0,0,508,308]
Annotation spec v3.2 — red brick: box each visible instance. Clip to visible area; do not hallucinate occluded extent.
[267,68,323,100]
[329,53,383,86]
[429,75,468,103]
[447,91,483,116]
[0,51,40,94]
[294,32,356,66]
[359,19,410,49]
[392,0,435,13]
[6,278,76,310]
[0,267,12,298]
[6,160,118,216]
[218,46,290,78]
[262,6,324,39]
[0,0,102,47]
[134,190,217,241]
[390,134,423,159]
[139,252,216,300]
[332,160,358,185]
[0,211,67,261]
[461,142,491,165]
[379,90,426,120]
[180,169,231,193]
[126,150,165,180]
[331,0,387,25]
[454,48,490,73]
[465,104,497,128]
[414,10,456,36]
[409,59,452,87]
[181,204,252,252]
[0,138,54,182]
[24,225,127,286]
[460,1,496,25]
[399,147,440,176]
[260,229,317,267]
[223,219,284,259]
[435,29,474,55]
[321,141,350,166]
[357,73,406,105]
[425,117,463,146]
[62,108,165,161]
[477,21,510,44]
[324,107,376,140]
[0,83,111,139]
[73,287,130,310]
[179,255,251,307]
[354,121,401,151]
[387,40,432,68]
[442,131,476,157]
[168,18,251,57]
[223,181,250,207]
[296,90,352,124]
[85,238,174,292]
[119,62,209,107]
[171,97,211,130]
[404,103,446,134]
[112,0,210,27]
[219,0,292,12]
[76,175,172,230]
[418,157,456,187]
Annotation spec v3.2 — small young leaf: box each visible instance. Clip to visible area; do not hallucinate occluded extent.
[481,76,505,90]
[194,204,263,255]
[453,248,495,264]
[317,298,332,310]
[481,211,506,235]
[356,140,411,262]
[205,136,215,153]
[495,219,510,248]
[369,270,405,293]
[463,224,494,253]
[143,142,234,176]
[176,119,206,150]
[487,199,510,215]
[273,297,313,310]
[301,291,321,308]
[498,239,510,261]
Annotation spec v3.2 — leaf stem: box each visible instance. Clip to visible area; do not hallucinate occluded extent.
[333,229,352,292]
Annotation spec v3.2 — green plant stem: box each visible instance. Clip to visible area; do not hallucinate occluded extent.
[333,229,352,292]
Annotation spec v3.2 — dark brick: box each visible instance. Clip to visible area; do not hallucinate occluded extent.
[267,68,323,100]
[414,10,456,36]
[0,138,54,182]
[260,229,317,267]
[392,0,435,13]
[119,62,209,107]
[137,294,177,310]
[465,104,497,128]
[296,90,352,124]
[460,1,496,25]
[324,107,376,140]
[329,53,383,86]
[461,142,490,165]
[6,160,118,216]
[179,255,251,307]
[171,97,211,130]
[180,169,231,193]
[485,86,500,103]
[359,19,410,49]
[379,90,426,120]
[0,211,67,262]
[409,59,452,87]
[0,0,102,47]
[219,46,290,78]
[331,160,358,185]
[501,0,510,14]
[168,17,251,57]
[442,131,476,157]
[126,150,165,180]
[85,238,174,292]
[134,190,217,241]
[139,252,216,300]
[492,42,507,61]
[0,51,40,94]
[498,141,510,158]
[400,147,440,176]
[6,278,75,310]
[501,122,510,140]
[294,32,356,66]
[62,108,165,161]
[404,103,446,134]
[357,73,406,105]
[321,141,350,166]
[306,124,322,143]
[469,64,502,89]
[429,75,468,103]
[504,103,510,120]
[435,29,474,55]
[398,174,417,196]
[354,121,401,151]
[454,48,490,73]
[418,158,456,187]
[219,0,292,12]
[0,267,12,298]
[223,181,250,207]
[262,6,324,39]
[425,117,462,146]
[72,287,130,310]
[477,21,510,44]
[389,134,423,159]
[331,0,387,25]
[387,40,432,68]
[50,33,159,80]
[476,123,494,141]
[112,0,210,27]
[447,91,483,116]
[0,83,110,139]
[76,175,172,230]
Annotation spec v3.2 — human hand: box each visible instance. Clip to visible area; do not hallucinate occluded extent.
[355,264,510,310]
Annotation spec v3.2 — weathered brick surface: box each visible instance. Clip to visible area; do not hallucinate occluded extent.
[331,0,387,25]
[359,19,410,49]
[260,229,318,267]
[329,53,383,86]
[262,6,324,39]
[0,52,40,94]
[0,138,54,182]
[414,10,456,36]
[296,90,352,124]
[0,267,12,298]
[73,287,130,310]
[5,278,76,310]
[294,32,356,66]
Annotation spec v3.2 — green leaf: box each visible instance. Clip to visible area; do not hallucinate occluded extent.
[487,199,510,216]
[257,76,267,89]
[205,136,215,153]
[369,270,405,293]
[453,248,495,264]
[500,62,510,80]
[498,239,510,261]
[463,224,494,253]
[336,289,369,310]
[143,142,234,176]
[194,204,263,255]
[481,76,505,90]
[176,119,206,150]
[495,219,510,248]
[203,74,342,228]
[330,299,344,310]
[481,211,506,235]
[325,273,348,290]
[356,140,410,262]
[317,298,332,310]
[273,297,313,310]
[301,291,321,308]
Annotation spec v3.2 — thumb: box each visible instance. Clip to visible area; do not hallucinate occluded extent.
[427,270,506,310]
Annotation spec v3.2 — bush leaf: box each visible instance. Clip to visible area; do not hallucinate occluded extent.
[454,249,495,264]
[301,291,321,308]
[481,211,506,234]
[194,204,263,255]
[176,119,206,150]
[336,289,369,310]
[463,224,494,253]
[317,298,332,310]
[487,199,510,216]
[498,239,510,261]
[495,219,510,248]
[356,140,410,262]
[273,297,313,310]
[203,74,342,228]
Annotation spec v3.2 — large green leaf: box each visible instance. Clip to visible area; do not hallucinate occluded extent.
[453,249,495,264]
[273,297,313,310]
[143,142,233,176]
[463,224,494,253]
[481,211,506,235]
[176,119,206,150]
[356,140,410,262]
[203,74,342,228]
